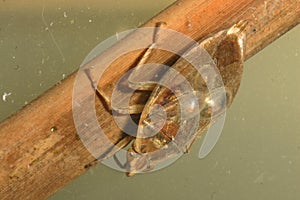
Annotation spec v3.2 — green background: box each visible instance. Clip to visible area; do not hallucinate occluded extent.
[0,0,299,199]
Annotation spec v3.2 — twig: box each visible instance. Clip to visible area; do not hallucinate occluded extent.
[0,0,299,199]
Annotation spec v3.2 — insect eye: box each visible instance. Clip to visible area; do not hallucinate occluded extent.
[176,91,204,119]
[200,87,231,119]
[129,152,135,157]
[199,64,223,89]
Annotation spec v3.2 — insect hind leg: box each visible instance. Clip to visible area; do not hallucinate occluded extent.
[84,22,167,115]
[128,22,167,91]
[84,68,114,111]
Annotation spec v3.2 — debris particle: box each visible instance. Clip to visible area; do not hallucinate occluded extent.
[63,11,67,18]
[50,126,58,132]
[37,69,42,75]
[14,65,20,70]
[253,173,264,184]
[2,92,11,102]
[186,21,192,28]
[88,19,92,23]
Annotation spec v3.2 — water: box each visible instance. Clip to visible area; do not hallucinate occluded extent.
[0,1,300,200]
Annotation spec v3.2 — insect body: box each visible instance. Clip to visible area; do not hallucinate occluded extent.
[90,21,247,176]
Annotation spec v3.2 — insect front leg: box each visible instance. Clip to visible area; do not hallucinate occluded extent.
[113,147,155,177]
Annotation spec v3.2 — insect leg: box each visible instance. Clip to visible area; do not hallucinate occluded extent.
[97,135,133,160]
[84,68,114,111]
[84,22,168,115]
[113,148,137,172]
[85,67,149,114]
[135,22,166,68]
[128,22,167,91]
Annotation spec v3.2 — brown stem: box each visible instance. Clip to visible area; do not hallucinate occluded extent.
[0,0,299,199]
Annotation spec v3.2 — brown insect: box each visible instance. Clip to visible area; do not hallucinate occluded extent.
[88,21,247,176]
